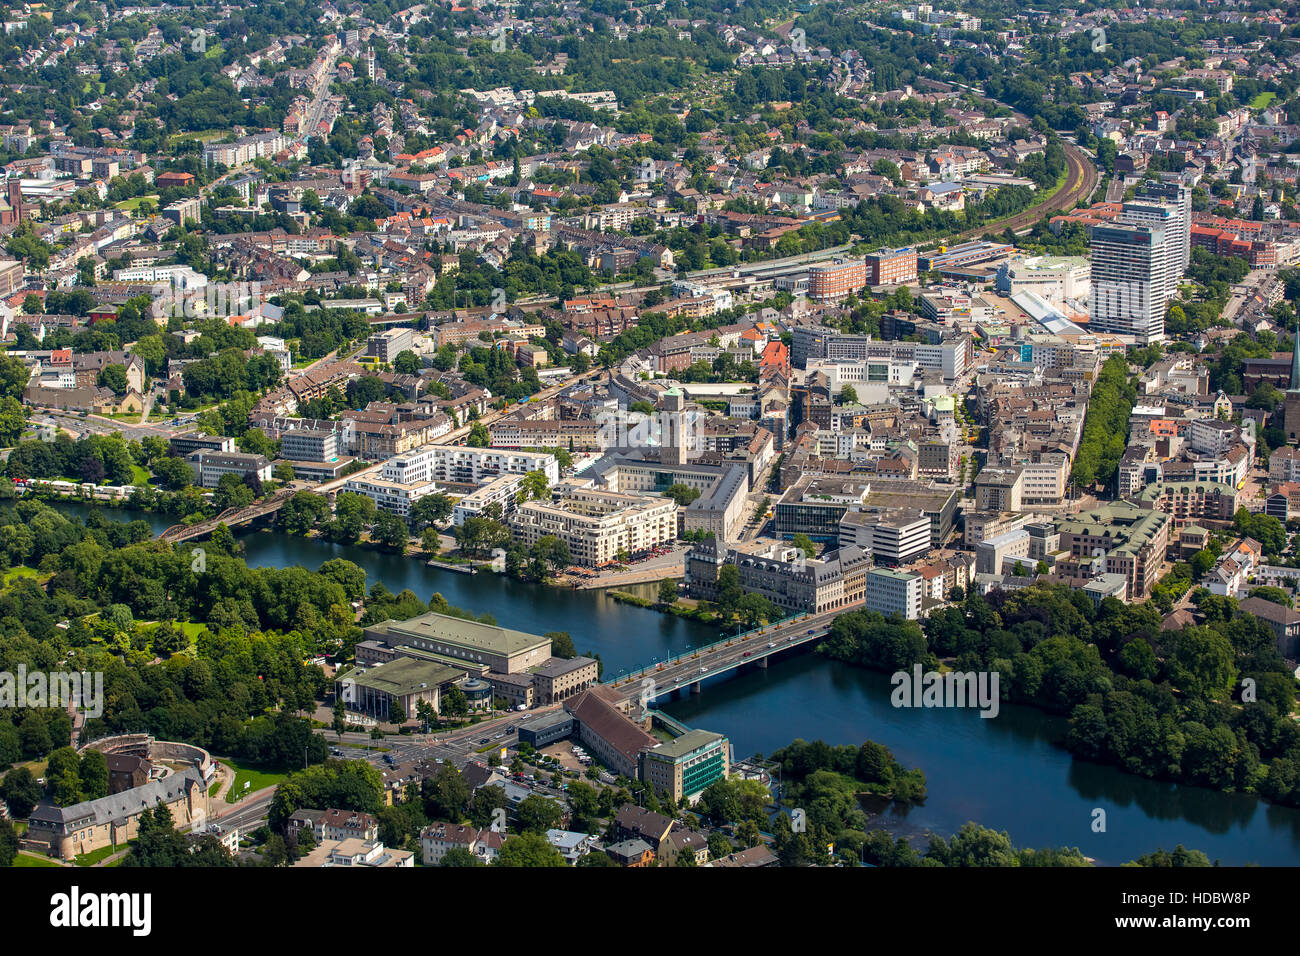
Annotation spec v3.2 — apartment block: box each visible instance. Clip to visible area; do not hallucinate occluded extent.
[510,489,677,566]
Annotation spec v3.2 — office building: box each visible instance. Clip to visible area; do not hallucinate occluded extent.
[367,327,414,362]
[639,730,731,802]
[1087,185,1188,342]
[838,509,931,565]
[865,247,918,286]
[861,567,924,619]
[807,258,867,302]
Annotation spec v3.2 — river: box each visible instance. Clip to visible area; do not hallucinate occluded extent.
[48,500,1300,865]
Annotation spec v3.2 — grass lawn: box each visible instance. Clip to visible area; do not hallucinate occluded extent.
[130,464,151,486]
[219,758,290,803]
[167,129,227,146]
[74,843,125,867]
[1250,91,1276,110]
[136,620,208,655]
[2,566,42,588]
[115,194,160,213]
[13,852,62,868]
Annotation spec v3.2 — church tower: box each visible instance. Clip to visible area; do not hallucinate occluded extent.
[1284,325,1300,443]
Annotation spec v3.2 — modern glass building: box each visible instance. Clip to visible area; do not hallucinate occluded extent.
[640,730,731,802]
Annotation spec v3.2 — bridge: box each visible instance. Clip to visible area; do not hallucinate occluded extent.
[159,489,297,543]
[603,602,861,704]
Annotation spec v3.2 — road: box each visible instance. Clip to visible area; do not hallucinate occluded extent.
[301,45,341,140]
[209,785,275,832]
[605,603,858,703]
[319,704,566,765]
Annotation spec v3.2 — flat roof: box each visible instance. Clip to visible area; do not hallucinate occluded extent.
[375,610,551,657]
[647,729,726,760]
[345,658,466,696]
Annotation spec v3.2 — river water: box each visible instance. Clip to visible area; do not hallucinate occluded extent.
[49,501,1300,865]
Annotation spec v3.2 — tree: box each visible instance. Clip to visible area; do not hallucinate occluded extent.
[393,350,422,375]
[442,684,469,718]
[545,631,576,659]
[494,831,567,866]
[0,817,15,867]
[838,384,858,406]
[441,846,481,866]
[467,422,491,447]
[1124,845,1213,868]
[1248,586,1292,608]
[0,766,41,817]
[514,794,563,834]
[328,491,376,545]
[214,472,255,510]
[519,470,550,501]
[1162,626,1237,700]
[658,578,678,604]
[792,533,816,558]
[46,746,82,806]
[467,785,509,829]
[663,483,701,506]
[422,763,470,821]
[373,511,410,553]
[79,749,109,800]
[333,698,347,740]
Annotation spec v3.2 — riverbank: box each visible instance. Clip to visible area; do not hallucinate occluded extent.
[39,500,1300,865]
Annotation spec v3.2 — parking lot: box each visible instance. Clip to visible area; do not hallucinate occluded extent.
[538,740,587,772]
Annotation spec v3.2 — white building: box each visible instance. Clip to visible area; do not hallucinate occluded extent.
[861,567,924,619]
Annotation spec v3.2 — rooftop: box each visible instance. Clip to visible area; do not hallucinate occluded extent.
[646,729,727,761]
[371,610,551,658]
[343,658,466,696]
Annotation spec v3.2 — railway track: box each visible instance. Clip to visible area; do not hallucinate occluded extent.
[945,141,1098,244]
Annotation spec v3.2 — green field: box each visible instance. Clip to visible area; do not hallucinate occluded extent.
[12,852,62,868]
[167,129,227,146]
[115,194,160,213]
[220,757,289,803]
[1249,91,1276,110]
[74,843,126,867]
[2,566,41,587]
